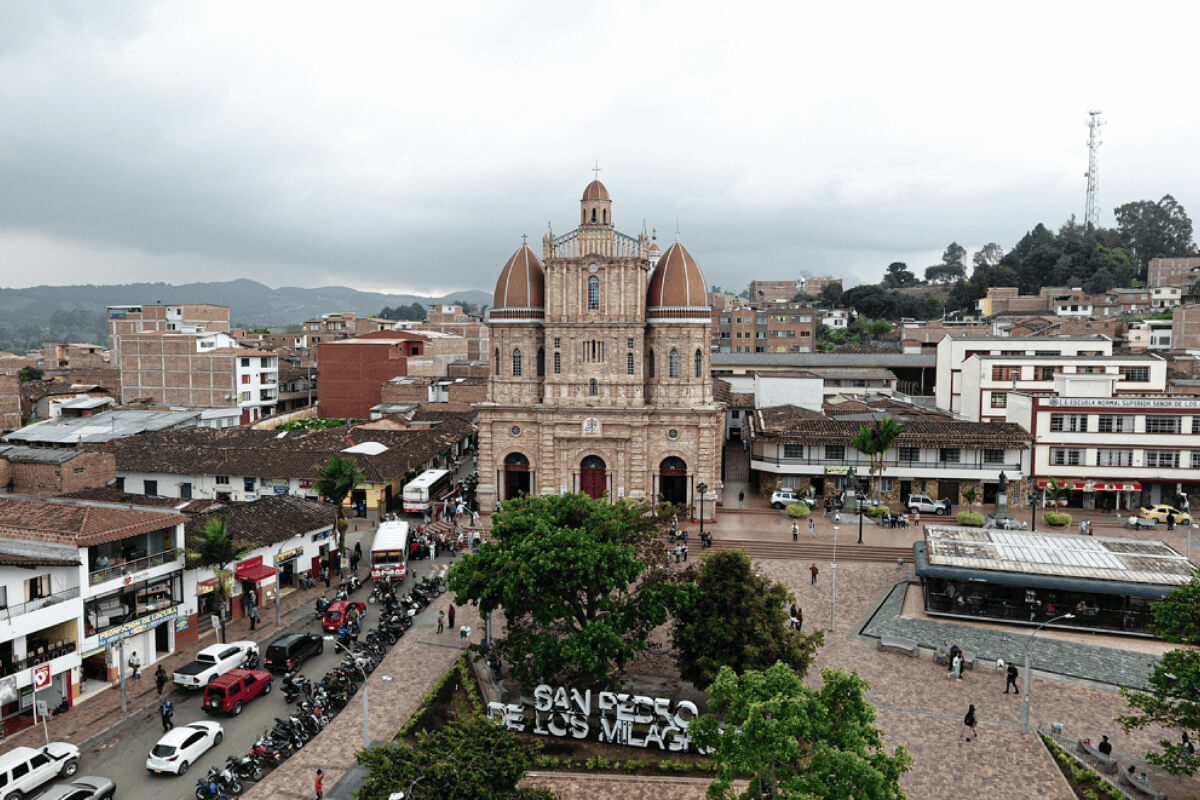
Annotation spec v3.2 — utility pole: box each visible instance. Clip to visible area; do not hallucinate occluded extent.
[1084,110,1104,228]
[118,639,127,714]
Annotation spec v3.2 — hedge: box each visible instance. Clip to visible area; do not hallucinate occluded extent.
[1044,511,1073,527]
[785,503,811,518]
[956,511,985,527]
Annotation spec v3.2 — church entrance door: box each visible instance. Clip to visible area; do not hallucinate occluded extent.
[659,457,687,507]
[504,452,531,500]
[580,455,607,500]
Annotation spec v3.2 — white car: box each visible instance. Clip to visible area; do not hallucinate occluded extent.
[770,489,815,509]
[145,721,223,775]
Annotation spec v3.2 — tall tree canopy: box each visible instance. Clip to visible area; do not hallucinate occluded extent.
[849,417,904,498]
[314,454,364,559]
[690,662,912,800]
[673,550,822,688]
[1115,194,1197,275]
[446,493,683,691]
[881,262,918,289]
[1118,567,1200,776]
[186,519,251,643]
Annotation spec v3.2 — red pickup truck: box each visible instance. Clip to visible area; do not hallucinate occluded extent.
[202,668,272,716]
[321,600,366,632]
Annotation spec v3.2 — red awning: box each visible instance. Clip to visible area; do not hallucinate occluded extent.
[1035,479,1142,492]
[235,563,277,583]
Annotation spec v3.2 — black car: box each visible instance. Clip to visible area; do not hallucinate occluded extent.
[263,632,324,672]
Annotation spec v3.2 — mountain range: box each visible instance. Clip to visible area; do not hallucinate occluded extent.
[0,279,492,353]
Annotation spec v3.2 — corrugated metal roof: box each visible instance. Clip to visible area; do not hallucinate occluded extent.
[712,352,935,367]
[3,409,200,444]
[922,525,1193,587]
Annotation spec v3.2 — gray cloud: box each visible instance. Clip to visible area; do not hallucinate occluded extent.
[0,2,1197,296]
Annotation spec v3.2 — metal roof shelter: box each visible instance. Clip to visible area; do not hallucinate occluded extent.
[2,409,200,444]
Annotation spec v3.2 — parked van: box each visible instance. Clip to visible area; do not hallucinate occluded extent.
[0,742,80,798]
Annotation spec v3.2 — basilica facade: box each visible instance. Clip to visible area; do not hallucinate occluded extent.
[474,179,724,514]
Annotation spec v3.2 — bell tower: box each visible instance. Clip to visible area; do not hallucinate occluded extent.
[580,162,612,229]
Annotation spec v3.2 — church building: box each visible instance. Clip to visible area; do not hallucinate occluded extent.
[474,178,724,515]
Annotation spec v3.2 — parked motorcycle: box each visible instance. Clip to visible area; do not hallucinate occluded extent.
[226,753,264,783]
[281,671,308,703]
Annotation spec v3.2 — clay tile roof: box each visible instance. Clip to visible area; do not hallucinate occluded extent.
[185,495,332,550]
[582,179,609,200]
[492,245,545,311]
[753,406,1029,448]
[0,496,186,547]
[648,241,707,308]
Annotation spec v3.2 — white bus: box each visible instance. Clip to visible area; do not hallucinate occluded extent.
[370,519,410,580]
[402,468,453,513]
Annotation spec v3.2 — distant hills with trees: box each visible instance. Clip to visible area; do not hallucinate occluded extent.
[0,279,490,353]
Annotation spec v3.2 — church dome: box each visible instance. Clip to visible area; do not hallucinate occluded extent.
[492,245,545,310]
[648,241,707,307]
[582,179,609,201]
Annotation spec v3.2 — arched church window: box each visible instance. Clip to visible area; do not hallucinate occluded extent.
[695,349,703,378]
[588,275,600,310]
[648,349,655,378]
[627,352,634,375]
[589,379,598,396]
[669,349,680,378]
[512,348,522,377]
[537,348,545,377]
[591,208,597,224]
[603,209,608,224]
[554,352,561,374]
[494,348,500,375]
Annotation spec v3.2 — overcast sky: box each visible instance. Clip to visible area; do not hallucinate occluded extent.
[1,2,1197,296]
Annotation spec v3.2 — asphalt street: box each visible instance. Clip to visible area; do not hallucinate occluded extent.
[76,553,455,800]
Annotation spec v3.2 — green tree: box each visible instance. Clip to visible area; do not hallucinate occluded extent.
[314,455,364,564]
[446,493,680,691]
[819,283,843,308]
[186,519,251,643]
[1118,567,1200,776]
[673,550,822,688]
[18,366,44,382]
[355,714,555,800]
[690,662,912,800]
[880,262,918,289]
[972,242,1004,269]
[1115,194,1197,275]
[849,418,904,499]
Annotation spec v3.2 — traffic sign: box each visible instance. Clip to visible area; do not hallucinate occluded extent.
[32,664,50,690]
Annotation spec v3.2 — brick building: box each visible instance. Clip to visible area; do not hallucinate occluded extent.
[1148,257,1200,289]
[107,303,230,361]
[0,447,116,496]
[380,375,488,407]
[476,179,723,512]
[317,330,468,419]
[409,304,489,360]
[714,302,818,353]
[747,280,798,304]
[0,372,19,432]
[42,343,109,370]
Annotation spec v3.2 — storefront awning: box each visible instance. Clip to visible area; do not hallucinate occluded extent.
[235,563,277,583]
[1035,479,1141,492]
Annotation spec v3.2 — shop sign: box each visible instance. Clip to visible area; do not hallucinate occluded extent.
[1035,479,1141,492]
[197,579,217,595]
[312,530,331,542]
[32,664,50,690]
[1046,396,1200,410]
[99,606,179,646]
[275,546,304,565]
[824,466,850,475]
[487,684,703,753]
[298,480,313,489]
[175,616,189,633]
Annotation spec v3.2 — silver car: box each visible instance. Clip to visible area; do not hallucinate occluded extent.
[31,775,115,800]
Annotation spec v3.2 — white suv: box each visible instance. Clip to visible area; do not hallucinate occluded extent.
[0,742,80,798]
[771,489,816,509]
[907,494,947,515]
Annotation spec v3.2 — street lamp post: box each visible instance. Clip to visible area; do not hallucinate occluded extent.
[830,515,839,631]
[697,482,708,540]
[1021,612,1075,733]
[325,636,370,748]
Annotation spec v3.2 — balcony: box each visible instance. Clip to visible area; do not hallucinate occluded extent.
[89,548,181,586]
[752,454,1022,472]
[0,587,81,623]
[0,641,78,678]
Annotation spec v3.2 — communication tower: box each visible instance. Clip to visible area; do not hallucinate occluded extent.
[1084,110,1104,228]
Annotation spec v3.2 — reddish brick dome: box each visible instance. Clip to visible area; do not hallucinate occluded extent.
[492,246,545,310]
[648,241,707,308]
[582,179,609,201]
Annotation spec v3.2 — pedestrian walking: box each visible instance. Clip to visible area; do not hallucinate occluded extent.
[129,651,142,679]
[738,490,745,508]
[437,610,445,634]
[810,563,819,585]
[796,607,803,629]
[792,522,799,542]
[159,697,175,732]
[249,588,258,608]
[448,605,456,628]
[471,508,480,526]
[961,704,978,742]
[808,518,816,538]
[952,653,963,681]
[1005,662,1020,695]
[322,564,331,589]
[790,603,798,629]
[315,768,324,800]
[155,664,168,695]
[674,544,682,563]
[354,540,363,560]
[248,603,259,631]
[682,543,688,561]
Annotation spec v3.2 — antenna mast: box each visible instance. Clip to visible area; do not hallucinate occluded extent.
[1084,110,1104,228]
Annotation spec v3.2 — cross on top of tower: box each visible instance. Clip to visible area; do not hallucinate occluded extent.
[592,159,601,181]
[522,233,527,246]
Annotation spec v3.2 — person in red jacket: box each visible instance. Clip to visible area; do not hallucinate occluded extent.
[315,769,324,799]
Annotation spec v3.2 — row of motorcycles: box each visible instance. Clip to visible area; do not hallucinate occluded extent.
[193,572,437,799]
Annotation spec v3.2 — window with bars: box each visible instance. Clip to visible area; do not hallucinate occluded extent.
[694,349,702,378]
[825,445,845,461]
[1192,452,1200,469]
[991,365,1020,381]
[669,349,680,378]
[1119,366,1150,382]
[587,275,600,309]
[627,352,634,375]
[1097,449,1133,467]
[1145,416,1181,434]
[1050,448,1083,466]
[1050,414,1087,432]
[1098,415,1133,433]
[983,449,1004,464]
[939,448,961,463]
[1145,450,1179,468]
[512,348,522,376]
[589,379,598,396]
[898,447,919,463]
[553,352,561,374]
[784,444,804,458]
[990,393,1007,409]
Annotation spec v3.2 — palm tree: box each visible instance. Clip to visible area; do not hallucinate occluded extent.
[186,519,250,643]
[314,454,365,566]
[849,417,905,500]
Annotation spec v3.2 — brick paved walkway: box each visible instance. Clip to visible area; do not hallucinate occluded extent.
[242,598,482,799]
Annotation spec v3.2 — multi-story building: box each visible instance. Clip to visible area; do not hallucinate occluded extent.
[747,280,798,305]
[821,309,849,330]
[1148,256,1200,289]
[301,313,394,348]
[799,276,841,297]
[1151,286,1183,310]
[115,331,278,423]
[108,304,230,362]
[475,179,723,512]
[41,343,109,371]
[1007,373,1200,509]
[1172,304,1200,353]
[410,305,490,361]
[1125,319,1173,351]
[317,330,468,419]
[714,303,817,353]
[0,447,115,495]
[748,404,1030,506]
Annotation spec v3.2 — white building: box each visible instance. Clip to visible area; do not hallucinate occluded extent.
[1125,319,1173,352]
[1007,373,1200,509]
[1151,286,1182,310]
[821,309,849,329]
